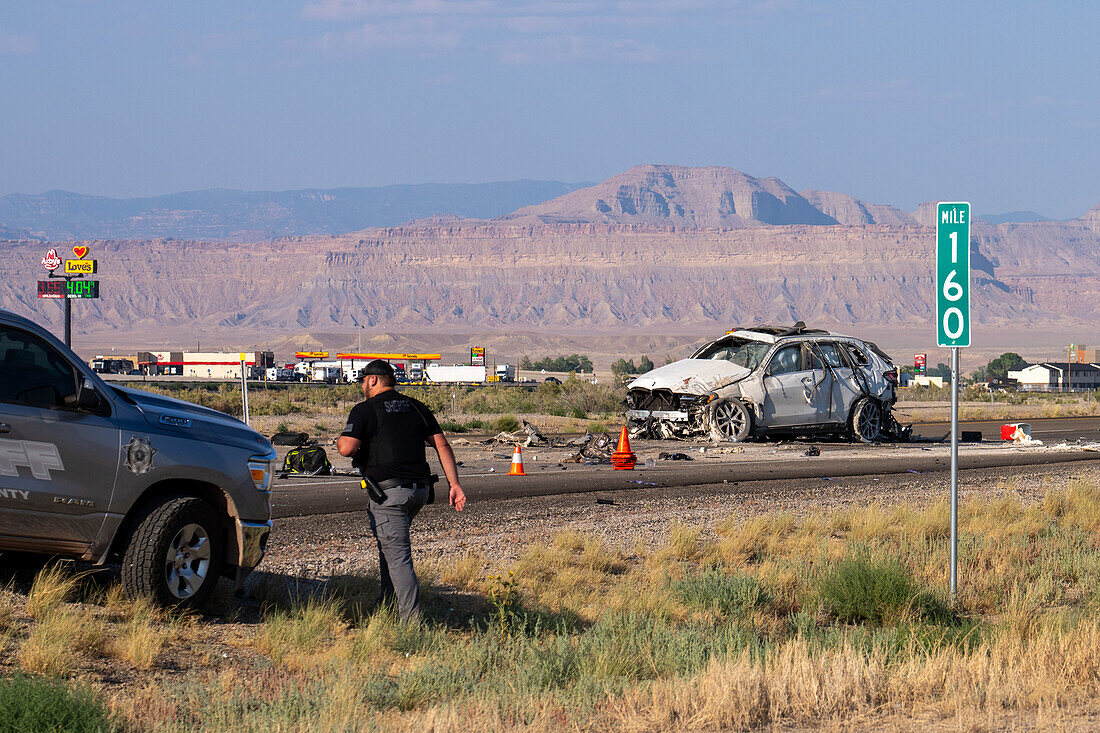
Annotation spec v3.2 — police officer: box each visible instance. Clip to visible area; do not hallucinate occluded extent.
[336,360,466,621]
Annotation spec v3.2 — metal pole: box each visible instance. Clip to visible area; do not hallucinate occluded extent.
[950,346,959,600]
[240,358,250,425]
[64,295,72,348]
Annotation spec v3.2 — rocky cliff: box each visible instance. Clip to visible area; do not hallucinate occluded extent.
[2,165,1097,357]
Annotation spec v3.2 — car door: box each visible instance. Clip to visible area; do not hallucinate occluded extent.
[826,341,875,419]
[0,323,121,549]
[812,341,856,424]
[760,343,830,426]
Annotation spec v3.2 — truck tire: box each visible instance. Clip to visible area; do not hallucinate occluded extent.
[121,496,225,609]
[850,399,883,443]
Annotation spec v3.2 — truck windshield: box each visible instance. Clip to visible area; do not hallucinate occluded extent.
[694,338,769,370]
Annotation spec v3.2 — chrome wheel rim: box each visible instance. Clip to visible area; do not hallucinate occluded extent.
[858,403,881,439]
[714,401,748,440]
[164,523,211,599]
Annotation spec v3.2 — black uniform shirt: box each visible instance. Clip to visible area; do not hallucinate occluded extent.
[341,391,442,483]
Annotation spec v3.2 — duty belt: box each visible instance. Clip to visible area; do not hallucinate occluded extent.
[361,474,438,504]
[375,477,432,491]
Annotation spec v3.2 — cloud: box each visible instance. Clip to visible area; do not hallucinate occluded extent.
[311,18,461,52]
[817,79,965,107]
[1026,95,1080,109]
[302,0,502,21]
[297,0,807,61]
[500,34,661,64]
[0,33,36,55]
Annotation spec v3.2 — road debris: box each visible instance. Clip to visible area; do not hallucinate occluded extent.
[566,432,616,463]
[658,452,694,461]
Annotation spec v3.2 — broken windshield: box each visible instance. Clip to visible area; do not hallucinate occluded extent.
[693,338,769,370]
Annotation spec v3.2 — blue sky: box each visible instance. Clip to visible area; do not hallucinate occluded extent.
[1,1,1097,218]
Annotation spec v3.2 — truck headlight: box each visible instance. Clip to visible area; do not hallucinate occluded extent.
[248,458,273,492]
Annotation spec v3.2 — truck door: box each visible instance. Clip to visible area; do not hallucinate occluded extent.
[0,323,121,549]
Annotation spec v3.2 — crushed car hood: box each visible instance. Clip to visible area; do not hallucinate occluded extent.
[628,359,751,395]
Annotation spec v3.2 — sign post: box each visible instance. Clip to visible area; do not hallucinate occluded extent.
[239,353,251,426]
[936,202,971,601]
[39,246,99,348]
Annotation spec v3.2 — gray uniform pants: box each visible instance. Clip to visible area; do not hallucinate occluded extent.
[367,485,430,621]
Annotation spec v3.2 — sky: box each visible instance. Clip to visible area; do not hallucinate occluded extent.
[0,1,1097,219]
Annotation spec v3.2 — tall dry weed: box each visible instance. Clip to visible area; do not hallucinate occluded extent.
[25,564,80,618]
[18,607,108,675]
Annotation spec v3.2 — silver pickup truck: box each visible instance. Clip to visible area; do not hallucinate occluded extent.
[0,309,275,608]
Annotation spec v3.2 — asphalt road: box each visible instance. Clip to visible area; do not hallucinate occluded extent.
[270,415,1100,518]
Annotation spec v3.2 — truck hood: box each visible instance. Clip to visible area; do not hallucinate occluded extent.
[627,359,752,395]
[112,385,274,456]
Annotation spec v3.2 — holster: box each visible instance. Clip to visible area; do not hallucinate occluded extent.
[360,476,387,504]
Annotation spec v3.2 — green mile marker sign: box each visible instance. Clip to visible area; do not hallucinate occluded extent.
[936,202,971,348]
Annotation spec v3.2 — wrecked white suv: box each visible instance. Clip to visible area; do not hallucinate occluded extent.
[626,324,905,442]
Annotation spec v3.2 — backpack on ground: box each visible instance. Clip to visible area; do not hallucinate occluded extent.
[282,445,332,475]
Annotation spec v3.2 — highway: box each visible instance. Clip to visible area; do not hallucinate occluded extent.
[270,416,1100,518]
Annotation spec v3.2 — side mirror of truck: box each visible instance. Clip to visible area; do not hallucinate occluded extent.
[77,382,102,411]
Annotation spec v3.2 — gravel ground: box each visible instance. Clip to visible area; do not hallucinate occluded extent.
[258,459,1100,583]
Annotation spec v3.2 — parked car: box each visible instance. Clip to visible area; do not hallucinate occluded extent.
[626,322,904,442]
[0,309,275,608]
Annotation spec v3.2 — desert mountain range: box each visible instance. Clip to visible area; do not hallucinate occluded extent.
[2,164,1098,363]
[0,180,589,241]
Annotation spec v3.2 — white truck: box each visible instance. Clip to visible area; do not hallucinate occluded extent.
[426,365,487,384]
[311,366,343,384]
[494,364,517,382]
[265,366,298,382]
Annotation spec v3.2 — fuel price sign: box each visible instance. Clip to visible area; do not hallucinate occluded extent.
[37,280,100,299]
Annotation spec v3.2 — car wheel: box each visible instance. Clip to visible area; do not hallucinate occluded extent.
[711,399,752,442]
[121,496,225,609]
[851,399,883,443]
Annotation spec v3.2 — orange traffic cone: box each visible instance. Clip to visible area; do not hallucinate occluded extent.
[610,426,636,470]
[507,445,527,476]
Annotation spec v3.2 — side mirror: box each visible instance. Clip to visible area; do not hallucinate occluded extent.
[77,383,102,411]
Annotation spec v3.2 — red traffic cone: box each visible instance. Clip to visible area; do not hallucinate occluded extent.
[610,426,636,470]
[507,445,527,476]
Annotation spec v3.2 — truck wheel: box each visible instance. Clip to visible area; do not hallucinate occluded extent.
[711,399,752,442]
[121,497,225,609]
[851,399,883,443]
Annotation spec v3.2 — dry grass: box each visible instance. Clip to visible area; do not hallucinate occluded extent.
[17,607,109,675]
[256,596,348,666]
[11,474,1100,730]
[432,550,489,591]
[108,596,168,669]
[608,617,1100,731]
[24,563,81,618]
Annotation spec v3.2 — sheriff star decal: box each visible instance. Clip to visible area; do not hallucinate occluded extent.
[123,437,157,475]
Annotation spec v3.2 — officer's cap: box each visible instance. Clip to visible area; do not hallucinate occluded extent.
[358,359,395,381]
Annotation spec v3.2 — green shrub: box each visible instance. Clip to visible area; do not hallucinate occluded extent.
[437,420,468,433]
[0,674,118,733]
[817,558,951,625]
[491,414,520,433]
[672,570,772,617]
